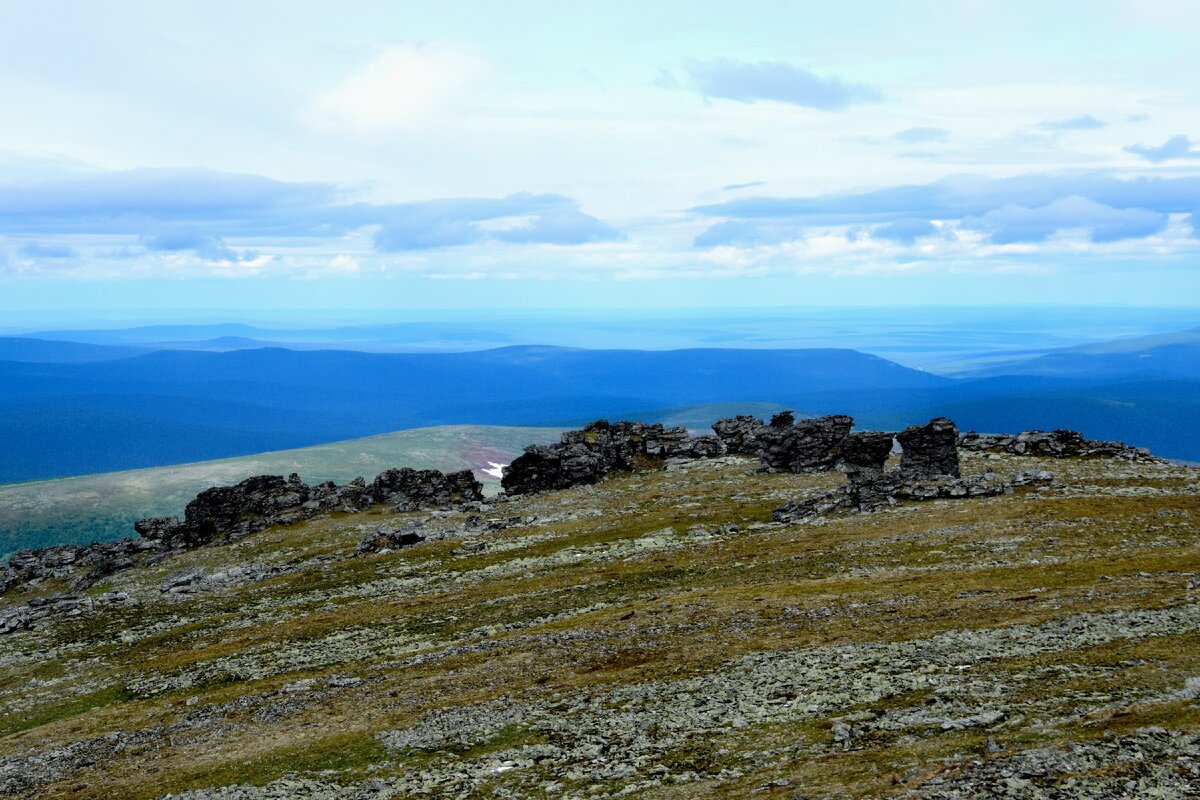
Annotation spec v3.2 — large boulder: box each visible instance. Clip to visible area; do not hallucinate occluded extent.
[758,414,855,473]
[711,416,766,455]
[897,418,960,478]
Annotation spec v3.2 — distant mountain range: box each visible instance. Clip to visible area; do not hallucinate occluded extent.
[0,327,1198,485]
[961,327,1200,381]
[0,344,945,482]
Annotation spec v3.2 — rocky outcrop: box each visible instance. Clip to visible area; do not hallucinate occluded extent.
[772,416,1051,523]
[501,420,723,496]
[167,468,483,549]
[6,538,157,592]
[959,429,1155,461]
[133,517,182,542]
[305,477,374,513]
[711,415,766,455]
[897,417,960,478]
[179,474,310,547]
[3,465,484,602]
[0,592,136,634]
[161,567,209,594]
[758,414,855,473]
[774,469,1054,523]
[371,469,483,512]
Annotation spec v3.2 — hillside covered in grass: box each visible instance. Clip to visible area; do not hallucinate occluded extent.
[1,422,1198,798]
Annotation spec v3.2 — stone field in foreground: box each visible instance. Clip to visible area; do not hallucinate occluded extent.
[1,446,1198,798]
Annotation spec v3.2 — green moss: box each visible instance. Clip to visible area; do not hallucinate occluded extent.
[143,730,388,800]
[0,683,131,737]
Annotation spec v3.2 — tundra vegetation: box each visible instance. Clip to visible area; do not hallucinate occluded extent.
[0,416,1197,798]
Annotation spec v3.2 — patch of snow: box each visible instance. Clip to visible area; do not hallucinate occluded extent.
[481,461,508,479]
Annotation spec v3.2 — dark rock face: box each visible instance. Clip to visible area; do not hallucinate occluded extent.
[711,416,766,455]
[133,517,181,542]
[180,474,309,547]
[897,418,961,478]
[502,420,726,496]
[838,431,894,479]
[769,410,796,428]
[758,414,855,473]
[306,477,374,513]
[372,469,484,512]
[959,430,1155,461]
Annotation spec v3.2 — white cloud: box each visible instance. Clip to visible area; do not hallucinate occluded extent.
[306,43,480,135]
[327,254,360,274]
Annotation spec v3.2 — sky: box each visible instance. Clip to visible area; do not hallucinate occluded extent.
[0,0,1198,313]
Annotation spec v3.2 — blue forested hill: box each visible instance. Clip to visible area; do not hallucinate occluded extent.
[0,344,948,482]
[964,328,1200,381]
[0,337,151,363]
[2,338,1198,484]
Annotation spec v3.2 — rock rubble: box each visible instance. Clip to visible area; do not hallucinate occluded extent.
[959,428,1156,461]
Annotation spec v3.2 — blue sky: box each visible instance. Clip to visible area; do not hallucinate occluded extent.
[0,0,1198,311]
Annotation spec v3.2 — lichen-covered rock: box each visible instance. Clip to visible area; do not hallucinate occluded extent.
[959,429,1155,461]
[161,567,208,594]
[712,415,766,455]
[0,594,95,635]
[758,414,855,473]
[897,417,960,478]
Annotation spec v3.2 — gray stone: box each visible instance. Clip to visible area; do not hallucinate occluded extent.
[161,566,208,594]
[897,417,960,478]
[758,414,855,473]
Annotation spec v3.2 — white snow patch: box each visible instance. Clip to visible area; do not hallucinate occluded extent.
[481,462,508,479]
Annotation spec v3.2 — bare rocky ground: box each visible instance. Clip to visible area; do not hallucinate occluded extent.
[1,451,1198,799]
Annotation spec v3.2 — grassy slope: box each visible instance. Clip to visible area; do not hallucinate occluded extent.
[0,424,563,556]
[1,450,1197,798]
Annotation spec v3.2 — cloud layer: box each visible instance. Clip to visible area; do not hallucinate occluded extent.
[681,59,882,110]
[1125,135,1200,163]
[691,172,1199,248]
[373,193,618,251]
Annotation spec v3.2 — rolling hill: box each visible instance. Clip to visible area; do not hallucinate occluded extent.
[0,424,562,557]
